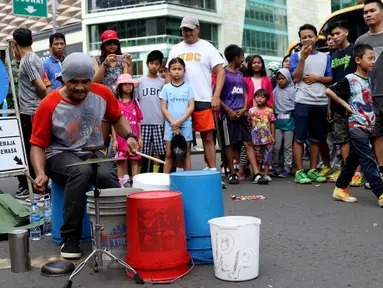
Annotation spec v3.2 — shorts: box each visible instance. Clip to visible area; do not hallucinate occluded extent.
[192,101,215,132]
[116,150,141,160]
[294,103,328,143]
[141,125,166,155]
[222,116,252,146]
[372,113,383,138]
[254,145,272,166]
[331,112,349,144]
[164,121,192,142]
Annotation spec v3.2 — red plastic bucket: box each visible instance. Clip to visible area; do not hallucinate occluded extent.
[125,191,190,281]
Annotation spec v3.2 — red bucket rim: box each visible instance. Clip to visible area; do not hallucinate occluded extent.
[127,191,181,199]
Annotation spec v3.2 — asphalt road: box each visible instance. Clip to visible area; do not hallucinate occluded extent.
[0,154,382,288]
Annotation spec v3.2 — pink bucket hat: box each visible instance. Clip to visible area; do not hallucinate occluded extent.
[115,74,139,91]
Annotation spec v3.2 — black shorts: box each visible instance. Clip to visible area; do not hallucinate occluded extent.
[331,112,349,145]
[222,116,252,146]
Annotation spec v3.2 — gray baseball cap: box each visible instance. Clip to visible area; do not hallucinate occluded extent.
[180,16,199,30]
[61,52,95,83]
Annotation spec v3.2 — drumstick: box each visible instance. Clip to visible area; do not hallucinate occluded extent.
[135,151,166,165]
[24,172,39,186]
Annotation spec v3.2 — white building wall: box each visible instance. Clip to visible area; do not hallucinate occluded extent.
[286,0,332,46]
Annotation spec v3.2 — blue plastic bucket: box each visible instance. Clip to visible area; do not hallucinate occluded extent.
[170,170,224,264]
[51,182,92,243]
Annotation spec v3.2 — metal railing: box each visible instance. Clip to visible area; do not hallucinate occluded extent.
[87,0,216,14]
[89,34,218,51]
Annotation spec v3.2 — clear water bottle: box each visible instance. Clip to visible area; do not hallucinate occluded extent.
[29,202,41,240]
[42,199,52,236]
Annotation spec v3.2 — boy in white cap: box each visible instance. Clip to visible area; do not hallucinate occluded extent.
[30,53,139,259]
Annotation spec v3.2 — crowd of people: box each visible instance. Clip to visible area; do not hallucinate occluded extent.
[6,0,383,259]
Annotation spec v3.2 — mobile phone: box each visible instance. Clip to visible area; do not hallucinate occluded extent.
[301,39,312,47]
[116,55,125,61]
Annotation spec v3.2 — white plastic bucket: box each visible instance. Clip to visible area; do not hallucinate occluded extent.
[208,216,261,281]
[86,188,143,263]
[132,173,170,191]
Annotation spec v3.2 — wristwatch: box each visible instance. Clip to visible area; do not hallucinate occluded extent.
[126,132,138,141]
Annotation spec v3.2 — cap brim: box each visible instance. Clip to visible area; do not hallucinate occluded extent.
[102,37,120,43]
[180,24,197,30]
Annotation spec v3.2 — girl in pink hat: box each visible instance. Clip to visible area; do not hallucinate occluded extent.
[112,74,143,187]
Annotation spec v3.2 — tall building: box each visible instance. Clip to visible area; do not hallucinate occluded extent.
[332,0,359,12]
[82,0,331,74]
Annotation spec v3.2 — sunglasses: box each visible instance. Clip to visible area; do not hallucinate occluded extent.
[105,40,119,46]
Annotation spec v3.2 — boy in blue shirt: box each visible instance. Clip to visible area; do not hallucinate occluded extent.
[43,33,66,90]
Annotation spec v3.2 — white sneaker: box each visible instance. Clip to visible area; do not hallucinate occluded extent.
[26,194,50,203]
[264,175,272,182]
[221,167,230,174]
[203,166,210,171]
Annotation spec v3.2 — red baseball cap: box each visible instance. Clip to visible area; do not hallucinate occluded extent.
[101,30,119,43]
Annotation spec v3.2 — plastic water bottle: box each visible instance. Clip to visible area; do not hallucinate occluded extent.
[2,99,8,117]
[42,199,52,236]
[29,202,41,240]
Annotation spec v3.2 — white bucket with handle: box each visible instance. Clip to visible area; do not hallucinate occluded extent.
[208,216,261,281]
[132,173,170,191]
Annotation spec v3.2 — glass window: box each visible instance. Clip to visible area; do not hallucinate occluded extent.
[331,0,358,12]
[242,29,288,57]
[88,17,218,50]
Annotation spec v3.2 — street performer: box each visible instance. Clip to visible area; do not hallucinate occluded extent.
[30,53,139,259]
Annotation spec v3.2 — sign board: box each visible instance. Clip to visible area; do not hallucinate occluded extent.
[13,0,48,18]
[0,117,26,172]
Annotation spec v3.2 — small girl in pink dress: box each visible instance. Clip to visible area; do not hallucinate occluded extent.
[112,74,143,187]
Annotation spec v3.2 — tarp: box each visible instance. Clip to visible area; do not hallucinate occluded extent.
[0,193,43,235]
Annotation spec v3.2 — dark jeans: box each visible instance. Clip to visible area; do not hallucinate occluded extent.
[336,138,383,198]
[18,114,35,189]
[47,151,120,240]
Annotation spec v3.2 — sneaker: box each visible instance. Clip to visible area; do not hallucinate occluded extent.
[192,145,203,152]
[365,182,371,190]
[332,187,357,203]
[278,169,289,178]
[264,175,272,182]
[378,194,383,208]
[350,173,365,187]
[228,174,239,185]
[328,168,341,183]
[15,186,29,199]
[252,173,269,184]
[222,181,227,189]
[269,168,278,177]
[319,165,333,178]
[307,169,327,183]
[294,170,312,184]
[60,237,82,259]
[203,166,210,171]
[221,167,230,174]
[25,193,50,203]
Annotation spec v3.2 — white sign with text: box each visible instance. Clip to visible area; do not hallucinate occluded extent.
[0,117,25,172]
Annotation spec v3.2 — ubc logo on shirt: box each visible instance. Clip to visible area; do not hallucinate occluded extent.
[231,86,244,94]
[177,53,201,62]
[142,87,161,98]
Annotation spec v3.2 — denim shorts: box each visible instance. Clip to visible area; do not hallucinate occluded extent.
[294,103,328,143]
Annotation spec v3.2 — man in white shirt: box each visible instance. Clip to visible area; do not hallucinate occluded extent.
[167,16,225,176]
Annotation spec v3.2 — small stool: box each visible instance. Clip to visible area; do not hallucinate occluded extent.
[51,181,92,243]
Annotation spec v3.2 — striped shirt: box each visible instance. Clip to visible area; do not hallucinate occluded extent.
[19,52,44,115]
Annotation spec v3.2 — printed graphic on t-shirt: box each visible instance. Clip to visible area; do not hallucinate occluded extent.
[248,107,275,145]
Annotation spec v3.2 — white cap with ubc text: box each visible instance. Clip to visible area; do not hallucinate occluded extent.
[180,16,199,30]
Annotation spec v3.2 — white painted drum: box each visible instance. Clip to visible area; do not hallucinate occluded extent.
[208,216,261,281]
[132,173,170,191]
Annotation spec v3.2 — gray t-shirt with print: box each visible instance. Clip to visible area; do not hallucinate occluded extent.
[356,32,383,101]
[19,52,44,115]
[135,76,165,125]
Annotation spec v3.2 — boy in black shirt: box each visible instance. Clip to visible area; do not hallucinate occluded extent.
[326,44,383,207]
[327,21,361,185]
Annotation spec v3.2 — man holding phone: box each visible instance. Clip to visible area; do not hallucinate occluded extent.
[290,24,333,184]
